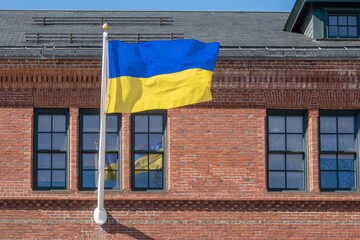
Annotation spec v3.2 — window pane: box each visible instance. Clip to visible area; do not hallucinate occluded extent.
[268,154,285,170]
[349,27,358,37]
[268,172,285,189]
[38,115,51,132]
[105,176,117,188]
[106,115,118,132]
[38,170,51,187]
[287,172,303,189]
[286,116,302,133]
[52,153,66,169]
[338,134,355,151]
[320,117,336,133]
[83,153,97,170]
[320,154,337,170]
[287,134,303,151]
[38,153,51,169]
[106,133,118,151]
[105,170,117,181]
[348,16,357,25]
[105,153,117,171]
[135,116,148,132]
[83,115,99,132]
[135,171,148,188]
[149,134,162,151]
[339,16,347,25]
[320,134,337,151]
[52,133,66,151]
[338,116,354,133]
[268,116,285,133]
[134,154,148,170]
[53,115,66,132]
[269,134,285,151]
[52,170,65,187]
[339,171,355,189]
[82,171,96,188]
[82,133,99,150]
[338,154,355,170]
[329,26,338,37]
[329,16,338,25]
[38,133,51,150]
[135,134,148,150]
[286,154,303,170]
[150,116,163,132]
[320,171,337,189]
[339,27,348,37]
[149,171,163,188]
[149,154,163,170]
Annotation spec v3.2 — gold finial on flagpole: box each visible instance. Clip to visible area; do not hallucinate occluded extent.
[102,23,109,32]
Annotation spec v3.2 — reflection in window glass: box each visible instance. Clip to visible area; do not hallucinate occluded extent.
[268,154,285,171]
[80,112,120,190]
[287,172,303,189]
[328,14,358,38]
[286,116,303,133]
[268,172,285,189]
[53,115,66,132]
[320,114,356,190]
[268,134,285,151]
[38,115,51,132]
[286,154,303,171]
[320,134,337,151]
[320,154,337,170]
[83,115,99,132]
[267,113,305,190]
[321,172,337,189]
[133,113,165,190]
[35,111,68,190]
[268,116,285,133]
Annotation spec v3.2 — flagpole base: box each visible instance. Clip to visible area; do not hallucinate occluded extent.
[94,207,107,225]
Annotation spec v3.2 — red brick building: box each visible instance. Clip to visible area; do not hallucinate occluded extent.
[1,0,360,239]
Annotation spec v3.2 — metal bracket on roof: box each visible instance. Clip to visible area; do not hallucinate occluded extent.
[33,16,174,26]
[25,32,184,44]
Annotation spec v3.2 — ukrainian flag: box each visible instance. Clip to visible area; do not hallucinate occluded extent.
[104,153,117,181]
[106,39,220,113]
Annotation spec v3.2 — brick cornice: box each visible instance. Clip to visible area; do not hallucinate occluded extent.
[1,199,360,211]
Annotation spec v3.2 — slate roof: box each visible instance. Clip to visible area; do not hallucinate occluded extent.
[1,10,360,59]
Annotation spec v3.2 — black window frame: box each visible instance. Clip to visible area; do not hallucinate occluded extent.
[131,111,167,191]
[266,110,308,192]
[79,109,122,191]
[33,109,69,190]
[325,11,359,39]
[319,110,358,192]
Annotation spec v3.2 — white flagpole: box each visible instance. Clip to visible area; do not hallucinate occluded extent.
[93,23,109,225]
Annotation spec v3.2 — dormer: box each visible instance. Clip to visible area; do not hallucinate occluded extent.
[284,0,360,39]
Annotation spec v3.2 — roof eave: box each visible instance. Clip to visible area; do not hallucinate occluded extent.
[284,0,308,32]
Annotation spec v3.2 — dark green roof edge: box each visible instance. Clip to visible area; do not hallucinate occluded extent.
[284,0,360,31]
[284,0,307,31]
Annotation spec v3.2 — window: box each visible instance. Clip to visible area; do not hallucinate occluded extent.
[79,110,121,190]
[319,114,356,191]
[132,112,166,190]
[267,112,306,191]
[34,110,68,190]
[328,14,358,38]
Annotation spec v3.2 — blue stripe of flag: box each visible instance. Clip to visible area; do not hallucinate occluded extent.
[108,39,220,79]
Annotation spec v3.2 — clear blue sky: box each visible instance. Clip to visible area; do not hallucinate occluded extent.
[0,0,296,11]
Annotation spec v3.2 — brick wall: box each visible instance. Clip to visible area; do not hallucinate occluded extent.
[0,59,360,239]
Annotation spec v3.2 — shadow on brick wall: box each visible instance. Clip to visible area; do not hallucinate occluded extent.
[101,212,155,239]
